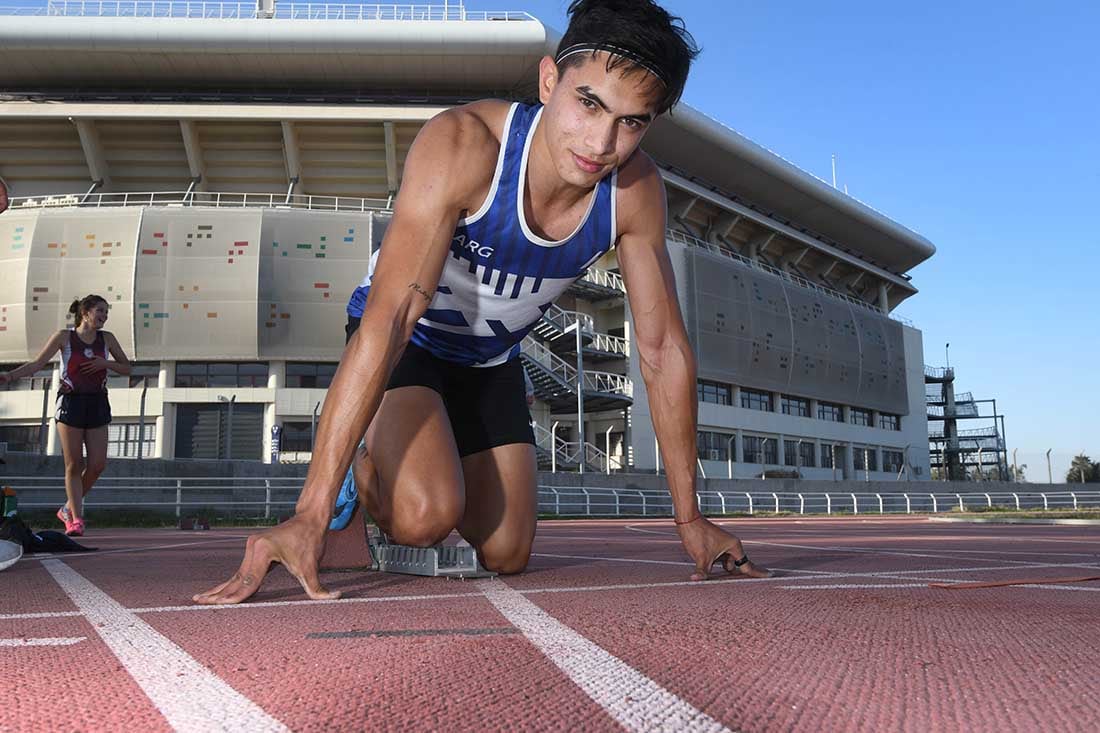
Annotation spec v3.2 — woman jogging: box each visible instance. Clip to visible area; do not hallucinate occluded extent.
[0,295,131,535]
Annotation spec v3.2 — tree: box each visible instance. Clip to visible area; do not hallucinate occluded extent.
[1010,463,1028,482]
[1065,454,1100,483]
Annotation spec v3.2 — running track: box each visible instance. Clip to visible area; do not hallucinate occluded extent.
[3,517,1099,732]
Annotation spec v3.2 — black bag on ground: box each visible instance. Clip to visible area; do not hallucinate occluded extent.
[0,515,97,553]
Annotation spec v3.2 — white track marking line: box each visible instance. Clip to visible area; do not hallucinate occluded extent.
[42,559,289,732]
[0,636,86,646]
[479,578,733,733]
[30,536,255,561]
[0,611,85,620]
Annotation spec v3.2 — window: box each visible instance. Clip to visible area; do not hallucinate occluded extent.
[0,364,54,392]
[0,424,44,453]
[849,408,872,427]
[879,413,900,431]
[784,440,798,466]
[279,421,315,453]
[696,379,733,406]
[781,395,810,417]
[106,362,160,389]
[800,441,816,468]
[854,447,878,472]
[883,450,905,473]
[740,388,772,412]
[821,442,835,469]
[286,362,338,389]
[697,430,733,461]
[106,422,157,458]
[743,435,777,465]
[175,362,269,388]
[817,402,842,422]
[174,403,264,460]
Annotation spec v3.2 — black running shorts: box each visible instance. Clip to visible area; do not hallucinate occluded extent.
[346,314,535,457]
[55,392,112,430]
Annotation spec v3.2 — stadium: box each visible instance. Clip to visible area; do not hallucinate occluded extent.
[0,0,936,480]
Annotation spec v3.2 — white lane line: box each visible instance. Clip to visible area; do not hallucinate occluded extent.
[42,559,289,733]
[0,636,86,646]
[479,578,733,733]
[0,610,84,620]
[782,584,931,590]
[30,536,254,561]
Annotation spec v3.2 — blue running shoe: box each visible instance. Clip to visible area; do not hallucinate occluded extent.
[328,466,358,531]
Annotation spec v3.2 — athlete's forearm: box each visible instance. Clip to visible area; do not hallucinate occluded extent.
[639,335,700,522]
[106,361,132,376]
[293,311,410,527]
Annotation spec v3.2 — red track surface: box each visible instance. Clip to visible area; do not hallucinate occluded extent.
[3,517,1099,732]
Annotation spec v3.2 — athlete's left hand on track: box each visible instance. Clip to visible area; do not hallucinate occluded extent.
[192,515,340,605]
[79,357,109,374]
[676,517,773,581]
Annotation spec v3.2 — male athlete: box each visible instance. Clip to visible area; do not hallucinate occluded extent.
[195,0,770,605]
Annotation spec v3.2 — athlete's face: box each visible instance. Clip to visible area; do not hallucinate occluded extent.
[83,303,109,330]
[537,53,663,187]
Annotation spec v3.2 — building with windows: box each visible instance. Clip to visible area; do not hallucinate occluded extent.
[0,1,935,478]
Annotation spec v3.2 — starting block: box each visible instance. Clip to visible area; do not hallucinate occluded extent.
[367,527,496,579]
[317,499,496,579]
[179,517,210,531]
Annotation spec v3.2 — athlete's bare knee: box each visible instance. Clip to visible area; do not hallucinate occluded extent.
[389,494,463,547]
[480,541,532,575]
[84,458,107,477]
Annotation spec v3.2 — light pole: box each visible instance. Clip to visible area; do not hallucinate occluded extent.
[1012,448,1018,483]
[945,342,950,368]
[568,321,586,474]
[796,438,804,477]
[551,420,560,473]
[1046,449,1053,484]
[605,425,614,474]
[760,438,770,480]
[727,434,736,479]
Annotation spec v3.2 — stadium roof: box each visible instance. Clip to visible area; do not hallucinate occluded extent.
[0,2,936,274]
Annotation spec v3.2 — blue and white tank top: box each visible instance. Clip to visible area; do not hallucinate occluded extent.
[347,102,617,366]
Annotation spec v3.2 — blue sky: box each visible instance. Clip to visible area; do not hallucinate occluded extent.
[493,0,1098,481]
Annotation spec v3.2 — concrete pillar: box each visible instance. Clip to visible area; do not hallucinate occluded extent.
[875,446,884,475]
[734,428,744,463]
[809,398,819,420]
[157,362,176,460]
[262,361,285,465]
[878,283,890,314]
[772,391,782,413]
[778,433,787,466]
[844,441,855,480]
[732,385,742,409]
[814,438,822,469]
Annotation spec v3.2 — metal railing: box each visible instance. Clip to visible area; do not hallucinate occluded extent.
[578,267,625,294]
[0,1,536,21]
[521,336,633,399]
[541,304,594,335]
[12,190,393,213]
[589,332,629,358]
[10,477,1098,518]
[535,487,1100,518]
[924,365,954,380]
[929,426,1002,440]
[665,228,908,324]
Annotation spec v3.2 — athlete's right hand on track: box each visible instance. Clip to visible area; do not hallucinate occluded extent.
[192,515,339,605]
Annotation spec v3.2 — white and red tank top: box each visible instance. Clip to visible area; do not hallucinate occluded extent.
[59,329,108,394]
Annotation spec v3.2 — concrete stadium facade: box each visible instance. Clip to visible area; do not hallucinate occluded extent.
[0,2,935,480]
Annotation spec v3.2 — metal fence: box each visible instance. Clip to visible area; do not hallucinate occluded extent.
[9,476,1099,519]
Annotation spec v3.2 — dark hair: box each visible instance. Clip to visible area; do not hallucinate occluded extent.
[555,0,700,115]
[69,294,108,326]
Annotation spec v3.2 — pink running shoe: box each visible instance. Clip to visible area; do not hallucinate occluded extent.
[57,505,75,531]
[67,518,85,537]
